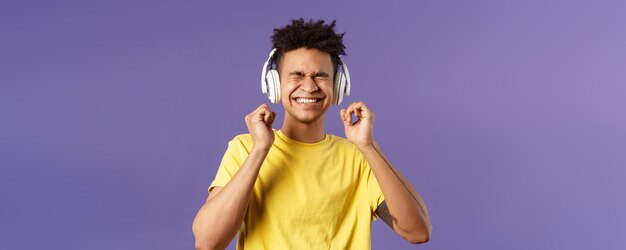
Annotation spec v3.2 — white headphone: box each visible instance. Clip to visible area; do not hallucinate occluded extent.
[261,48,351,105]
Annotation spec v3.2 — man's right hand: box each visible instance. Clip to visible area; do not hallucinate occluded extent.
[245,103,276,151]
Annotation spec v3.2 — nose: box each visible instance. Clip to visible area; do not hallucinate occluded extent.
[300,74,319,93]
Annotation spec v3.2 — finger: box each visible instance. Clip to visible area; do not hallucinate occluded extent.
[249,104,267,120]
[340,109,350,127]
[343,106,352,124]
[262,108,271,123]
[341,108,350,122]
[267,111,276,126]
[351,101,373,121]
[261,106,275,126]
[357,102,373,118]
[254,103,267,112]
[344,106,353,124]
[355,106,362,119]
[347,102,362,124]
[345,102,356,113]
[353,102,364,116]
[345,102,356,119]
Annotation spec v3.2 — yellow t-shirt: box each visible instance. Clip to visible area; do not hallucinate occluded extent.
[210,130,385,250]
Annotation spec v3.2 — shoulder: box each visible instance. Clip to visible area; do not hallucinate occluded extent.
[231,133,252,144]
[225,133,254,152]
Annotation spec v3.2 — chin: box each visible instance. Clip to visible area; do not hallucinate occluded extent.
[294,114,323,124]
[285,110,325,124]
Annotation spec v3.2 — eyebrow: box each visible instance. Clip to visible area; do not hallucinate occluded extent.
[288,71,330,77]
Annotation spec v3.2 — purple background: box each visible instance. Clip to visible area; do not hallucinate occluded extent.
[1,0,625,249]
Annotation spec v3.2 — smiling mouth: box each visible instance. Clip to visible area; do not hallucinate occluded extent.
[293,97,322,104]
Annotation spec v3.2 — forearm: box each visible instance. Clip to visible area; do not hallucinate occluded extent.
[358,141,432,239]
[192,147,269,249]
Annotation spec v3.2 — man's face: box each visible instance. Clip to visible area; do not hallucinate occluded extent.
[278,48,334,124]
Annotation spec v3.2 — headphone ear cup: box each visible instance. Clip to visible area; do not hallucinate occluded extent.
[267,69,281,104]
[334,72,346,105]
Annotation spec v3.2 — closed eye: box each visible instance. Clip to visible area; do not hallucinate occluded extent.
[288,71,330,81]
[312,72,330,80]
[289,71,305,80]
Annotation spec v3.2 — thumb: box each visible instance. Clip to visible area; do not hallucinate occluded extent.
[267,111,276,126]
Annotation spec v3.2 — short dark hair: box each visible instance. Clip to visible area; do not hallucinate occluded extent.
[271,18,346,72]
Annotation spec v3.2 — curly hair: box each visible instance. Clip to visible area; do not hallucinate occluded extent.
[271,18,346,72]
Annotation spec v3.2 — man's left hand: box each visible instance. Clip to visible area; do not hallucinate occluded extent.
[340,101,375,148]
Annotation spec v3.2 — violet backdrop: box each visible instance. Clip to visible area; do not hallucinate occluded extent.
[1,0,625,249]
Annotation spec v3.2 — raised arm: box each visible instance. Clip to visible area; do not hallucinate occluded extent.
[360,141,432,243]
[341,102,432,244]
[192,104,276,250]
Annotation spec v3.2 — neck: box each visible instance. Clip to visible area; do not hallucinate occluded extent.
[280,116,326,143]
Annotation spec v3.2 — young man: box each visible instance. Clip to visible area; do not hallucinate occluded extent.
[193,19,432,250]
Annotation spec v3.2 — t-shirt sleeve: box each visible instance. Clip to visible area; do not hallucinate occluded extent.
[208,135,250,193]
[362,157,385,221]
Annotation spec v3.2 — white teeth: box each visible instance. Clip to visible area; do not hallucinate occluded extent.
[296,98,318,103]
